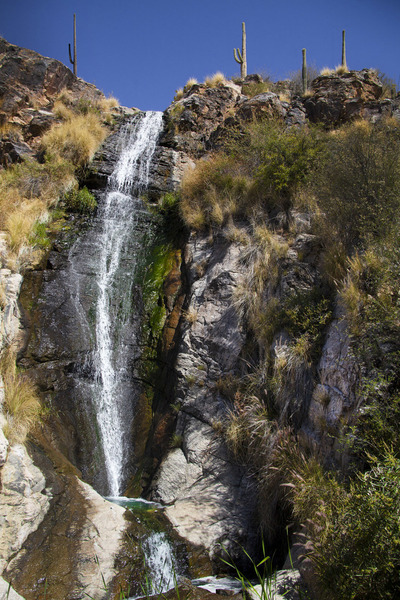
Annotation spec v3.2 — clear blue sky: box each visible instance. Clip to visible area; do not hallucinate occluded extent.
[1,0,399,111]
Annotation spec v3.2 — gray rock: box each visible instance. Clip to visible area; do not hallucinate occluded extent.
[0,444,51,573]
[0,577,25,600]
[248,569,305,600]
[237,92,286,121]
[151,233,258,567]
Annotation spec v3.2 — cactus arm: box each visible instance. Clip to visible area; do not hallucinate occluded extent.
[68,43,73,65]
[234,48,243,64]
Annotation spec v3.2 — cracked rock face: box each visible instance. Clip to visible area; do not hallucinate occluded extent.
[150,233,258,567]
[0,444,51,574]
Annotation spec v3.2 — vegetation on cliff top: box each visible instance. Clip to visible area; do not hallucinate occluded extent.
[0,91,117,272]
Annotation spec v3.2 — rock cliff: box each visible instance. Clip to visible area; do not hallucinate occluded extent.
[0,37,398,599]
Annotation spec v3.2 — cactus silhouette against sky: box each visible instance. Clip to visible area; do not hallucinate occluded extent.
[68,13,77,76]
[302,48,307,94]
[342,29,347,69]
[233,22,247,79]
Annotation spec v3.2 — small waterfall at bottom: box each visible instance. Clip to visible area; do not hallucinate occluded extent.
[142,532,178,594]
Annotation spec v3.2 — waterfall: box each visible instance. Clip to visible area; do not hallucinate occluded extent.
[93,111,163,496]
[141,532,177,594]
[67,111,163,496]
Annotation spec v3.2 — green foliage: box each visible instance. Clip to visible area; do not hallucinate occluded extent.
[315,119,400,251]
[341,233,400,462]
[29,222,51,249]
[64,186,97,213]
[313,455,400,600]
[279,289,333,359]
[253,122,324,217]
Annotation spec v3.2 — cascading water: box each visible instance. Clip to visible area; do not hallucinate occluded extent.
[142,532,177,594]
[92,111,163,496]
[67,111,163,496]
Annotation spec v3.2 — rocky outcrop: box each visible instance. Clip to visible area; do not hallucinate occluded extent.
[304,68,383,125]
[2,437,129,600]
[150,232,258,568]
[161,82,243,157]
[0,444,50,574]
[0,37,103,117]
[304,309,360,467]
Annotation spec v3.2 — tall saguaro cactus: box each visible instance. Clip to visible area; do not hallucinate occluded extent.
[233,22,247,79]
[341,29,347,69]
[302,48,307,95]
[69,13,77,76]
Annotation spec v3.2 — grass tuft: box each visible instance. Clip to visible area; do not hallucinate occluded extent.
[204,72,227,87]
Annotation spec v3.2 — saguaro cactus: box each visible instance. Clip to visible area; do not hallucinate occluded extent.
[302,48,307,95]
[341,29,347,69]
[68,13,77,76]
[233,22,247,79]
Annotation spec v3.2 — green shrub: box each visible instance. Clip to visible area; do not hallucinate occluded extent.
[252,122,324,219]
[313,455,400,599]
[279,289,333,359]
[64,186,97,213]
[315,118,400,251]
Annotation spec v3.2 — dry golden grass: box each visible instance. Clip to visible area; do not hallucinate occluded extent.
[184,307,198,324]
[97,96,119,112]
[180,154,250,230]
[174,88,184,101]
[0,281,6,310]
[335,64,349,75]
[3,197,48,252]
[204,72,226,87]
[42,112,106,166]
[3,374,42,443]
[184,78,198,91]
[1,347,42,444]
[320,67,334,76]
[52,100,74,120]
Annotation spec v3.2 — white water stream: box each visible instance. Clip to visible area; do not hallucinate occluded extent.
[93,111,163,496]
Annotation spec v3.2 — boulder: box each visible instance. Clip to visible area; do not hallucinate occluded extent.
[0,137,34,168]
[161,83,243,157]
[236,92,286,121]
[0,577,25,600]
[0,444,51,574]
[304,69,383,126]
[0,37,104,115]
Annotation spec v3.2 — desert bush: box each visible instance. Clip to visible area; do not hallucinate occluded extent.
[288,64,320,95]
[42,112,106,166]
[180,154,251,229]
[0,158,75,208]
[313,455,400,599]
[2,349,42,444]
[252,122,324,220]
[314,118,400,251]
[64,186,97,214]
[241,80,272,98]
[341,232,400,462]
